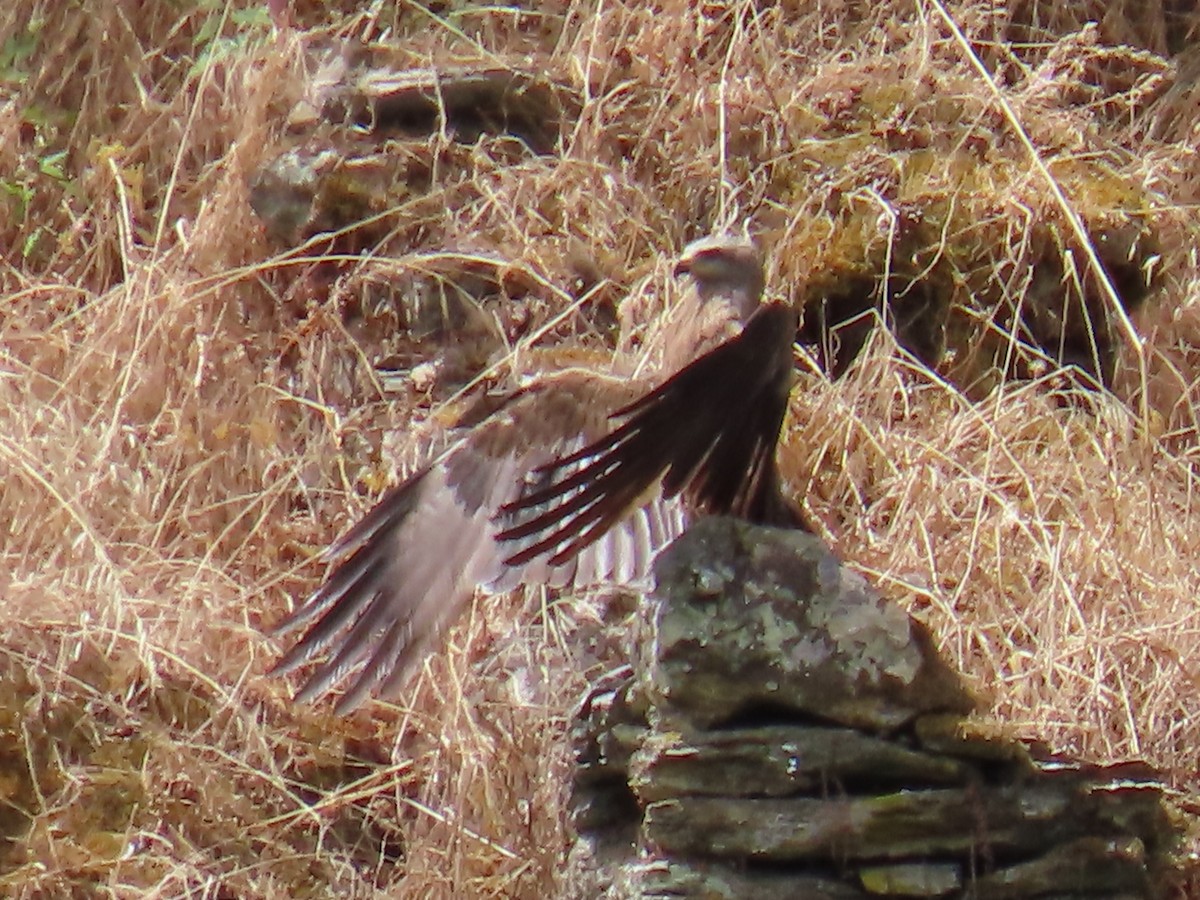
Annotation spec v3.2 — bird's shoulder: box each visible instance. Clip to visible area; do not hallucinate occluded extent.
[454,369,645,461]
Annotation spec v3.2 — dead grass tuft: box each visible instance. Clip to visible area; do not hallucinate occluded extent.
[4,0,1200,895]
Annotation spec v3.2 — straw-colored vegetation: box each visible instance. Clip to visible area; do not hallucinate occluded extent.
[3,0,1200,896]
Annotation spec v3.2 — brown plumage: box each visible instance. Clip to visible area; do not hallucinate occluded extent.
[271,234,803,711]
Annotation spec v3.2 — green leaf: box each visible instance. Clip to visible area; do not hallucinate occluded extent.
[22,225,44,259]
[0,180,33,220]
[39,150,68,181]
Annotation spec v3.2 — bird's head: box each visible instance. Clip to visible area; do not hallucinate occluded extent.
[673,234,765,319]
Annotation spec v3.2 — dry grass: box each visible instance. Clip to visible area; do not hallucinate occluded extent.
[3,0,1200,896]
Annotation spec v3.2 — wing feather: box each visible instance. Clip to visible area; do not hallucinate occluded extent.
[496,302,804,565]
[272,300,800,710]
[271,373,692,710]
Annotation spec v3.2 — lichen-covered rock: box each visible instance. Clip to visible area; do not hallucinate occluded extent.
[628,725,970,802]
[632,858,870,899]
[643,517,974,731]
[570,518,1183,899]
[642,779,1169,865]
[858,862,961,897]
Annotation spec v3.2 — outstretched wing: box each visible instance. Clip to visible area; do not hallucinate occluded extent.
[496,302,803,568]
[271,374,688,712]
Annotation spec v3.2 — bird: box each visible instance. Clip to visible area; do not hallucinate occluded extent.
[270,234,805,712]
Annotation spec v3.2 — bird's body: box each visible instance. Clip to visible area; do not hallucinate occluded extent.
[272,235,802,711]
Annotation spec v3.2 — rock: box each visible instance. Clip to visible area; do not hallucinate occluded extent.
[641,781,1165,865]
[632,858,870,899]
[628,725,970,802]
[324,64,572,154]
[972,836,1151,898]
[570,518,1182,898]
[643,517,974,731]
[858,862,961,896]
